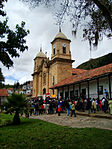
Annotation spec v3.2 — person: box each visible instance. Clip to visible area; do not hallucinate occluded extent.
[41,104,44,114]
[46,102,50,114]
[58,105,61,116]
[35,103,39,115]
[38,104,42,115]
[109,100,112,115]
[102,97,105,112]
[71,101,76,117]
[96,98,100,111]
[49,101,53,114]
[66,100,70,116]
[104,89,109,98]
[104,98,108,113]
[87,98,91,114]
[43,102,47,113]
[92,98,96,113]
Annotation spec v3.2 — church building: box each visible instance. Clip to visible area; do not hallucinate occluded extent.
[32,29,74,97]
[32,30,112,100]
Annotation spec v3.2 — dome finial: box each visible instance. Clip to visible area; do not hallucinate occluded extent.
[59,24,61,32]
[40,44,42,52]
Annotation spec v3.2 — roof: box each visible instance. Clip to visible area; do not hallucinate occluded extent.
[72,68,87,75]
[54,31,68,40]
[8,88,13,91]
[51,63,112,88]
[51,30,71,43]
[36,50,46,58]
[0,89,8,97]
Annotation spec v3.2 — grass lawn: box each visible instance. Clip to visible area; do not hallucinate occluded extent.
[0,113,112,149]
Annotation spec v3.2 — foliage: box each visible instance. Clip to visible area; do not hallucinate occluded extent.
[5,93,29,124]
[77,52,112,70]
[0,113,112,149]
[0,0,29,68]
[21,0,112,49]
[0,68,4,87]
[0,118,11,126]
[3,84,14,89]
[0,113,13,126]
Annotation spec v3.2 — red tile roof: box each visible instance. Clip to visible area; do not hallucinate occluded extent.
[51,63,112,88]
[0,89,8,97]
[8,88,13,91]
[72,68,87,75]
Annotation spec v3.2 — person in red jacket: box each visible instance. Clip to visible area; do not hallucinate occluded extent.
[58,105,61,116]
[41,104,44,114]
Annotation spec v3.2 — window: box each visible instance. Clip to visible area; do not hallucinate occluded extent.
[63,43,66,54]
[99,86,103,95]
[53,45,55,55]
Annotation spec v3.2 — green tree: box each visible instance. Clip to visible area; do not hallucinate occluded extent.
[0,68,4,88]
[5,93,29,125]
[0,0,29,68]
[21,0,112,49]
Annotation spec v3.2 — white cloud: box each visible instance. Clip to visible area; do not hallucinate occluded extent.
[1,0,112,85]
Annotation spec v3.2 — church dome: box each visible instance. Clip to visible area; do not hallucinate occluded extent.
[54,31,68,40]
[51,29,71,43]
[36,50,46,58]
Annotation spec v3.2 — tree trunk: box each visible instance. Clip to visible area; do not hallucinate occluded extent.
[13,110,20,125]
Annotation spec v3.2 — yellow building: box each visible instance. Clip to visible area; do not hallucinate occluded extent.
[32,30,74,97]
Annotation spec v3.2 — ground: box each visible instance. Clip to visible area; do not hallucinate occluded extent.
[30,113,112,130]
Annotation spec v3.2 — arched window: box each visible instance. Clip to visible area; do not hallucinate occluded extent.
[53,45,55,55]
[63,43,66,54]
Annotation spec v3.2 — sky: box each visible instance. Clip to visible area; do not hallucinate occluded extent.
[1,0,112,85]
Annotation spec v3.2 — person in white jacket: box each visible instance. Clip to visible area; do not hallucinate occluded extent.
[92,98,96,113]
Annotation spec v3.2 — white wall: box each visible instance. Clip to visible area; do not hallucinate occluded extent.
[58,75,112,100]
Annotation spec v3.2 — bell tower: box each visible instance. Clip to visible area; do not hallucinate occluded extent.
[49,29,75,95]
[51,29,71,60]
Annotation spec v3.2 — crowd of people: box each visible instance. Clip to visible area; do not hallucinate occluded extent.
[27,96,112,118]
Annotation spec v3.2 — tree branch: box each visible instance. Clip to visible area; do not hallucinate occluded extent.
[92,0,112,31]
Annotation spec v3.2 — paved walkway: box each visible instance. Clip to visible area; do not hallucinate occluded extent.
[76,110,112,119]
[30,111,112,131]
